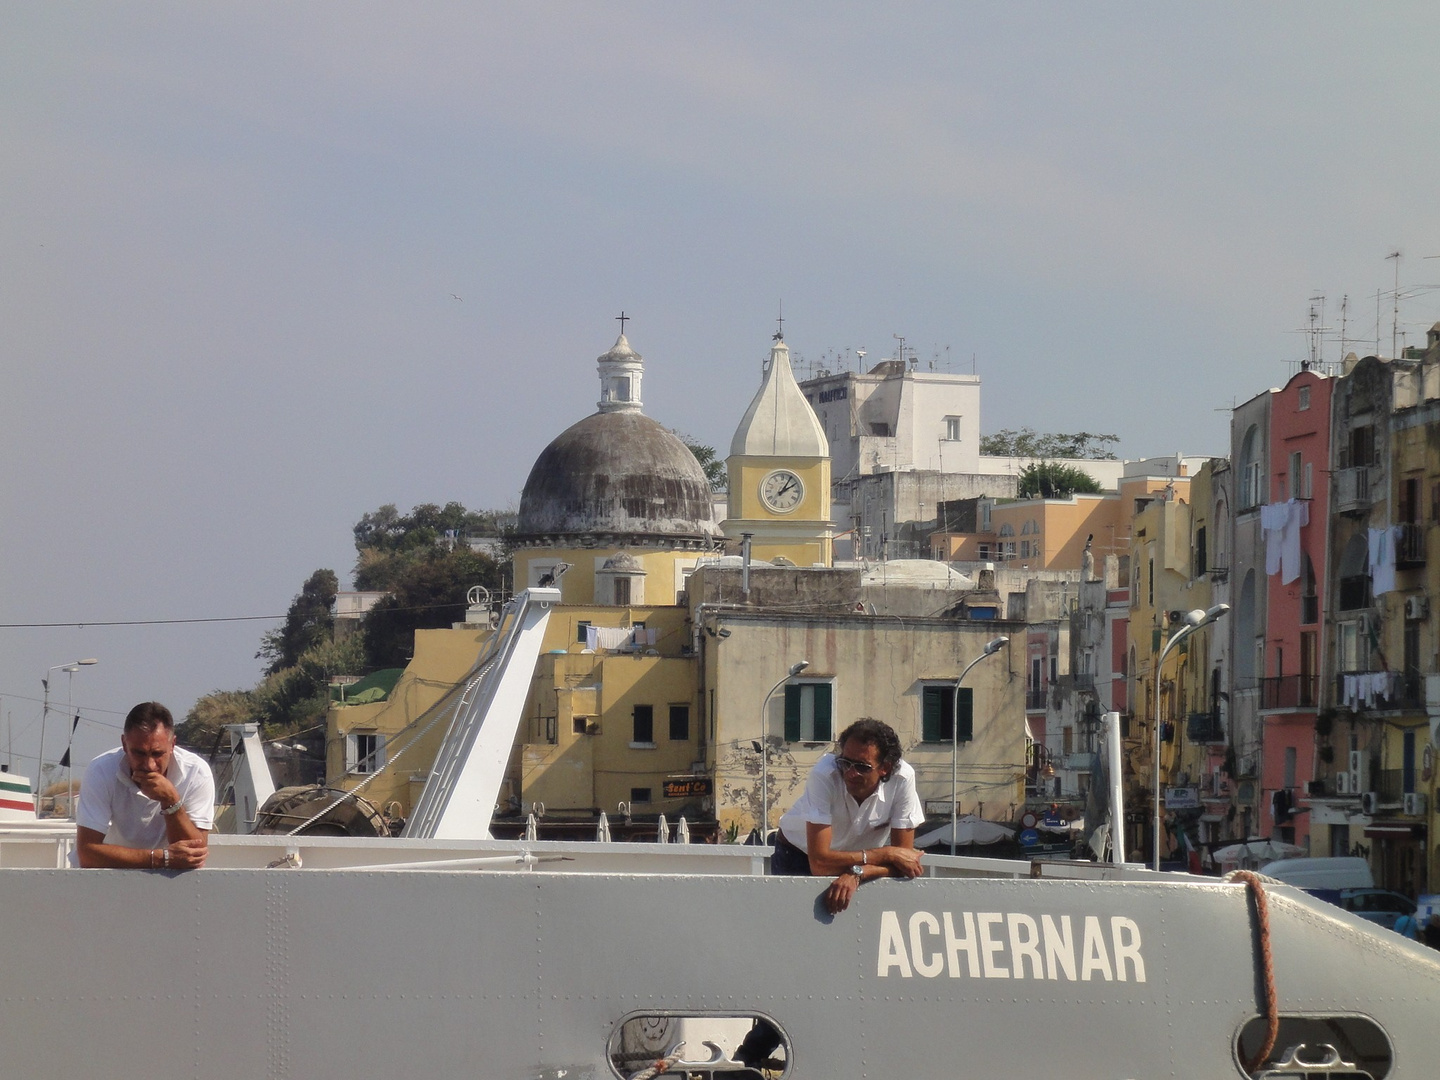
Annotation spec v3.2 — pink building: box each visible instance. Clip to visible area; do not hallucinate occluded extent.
[1259,369,1333,848]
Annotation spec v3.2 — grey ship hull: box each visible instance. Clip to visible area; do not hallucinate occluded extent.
[5,857,1438,1078]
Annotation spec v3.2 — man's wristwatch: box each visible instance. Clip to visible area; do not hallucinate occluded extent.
[162,801,183,816]
[848,864,865,880]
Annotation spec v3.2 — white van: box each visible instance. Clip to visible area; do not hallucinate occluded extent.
[1258,856,1374,891]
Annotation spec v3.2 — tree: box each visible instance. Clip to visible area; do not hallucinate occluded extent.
[1017,461,1104,499]
[258,568,339,675]
[673,432,726,492]
[177,690,257,748]
[980,428,1120,460]
[354,502,511,590]
[361,546,502,668]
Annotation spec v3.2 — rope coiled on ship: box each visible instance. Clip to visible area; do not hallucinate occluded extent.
[628,1041,686,1080]
[1228,870,1279,1073]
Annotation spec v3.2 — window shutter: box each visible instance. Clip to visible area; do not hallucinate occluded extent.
[784,685,801,741]
[955,687,974,743]
[922,688,942,742]
[813,684,832,742]
[344,735,357,771]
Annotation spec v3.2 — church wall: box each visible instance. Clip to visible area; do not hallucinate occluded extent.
[518,547,703,607]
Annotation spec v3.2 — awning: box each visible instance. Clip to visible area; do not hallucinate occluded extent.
[1363,823,1423,838]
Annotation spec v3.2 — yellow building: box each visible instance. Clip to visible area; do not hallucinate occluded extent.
[722,335,834,566]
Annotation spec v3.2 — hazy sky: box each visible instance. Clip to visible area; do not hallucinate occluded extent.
[5,3,1440,777]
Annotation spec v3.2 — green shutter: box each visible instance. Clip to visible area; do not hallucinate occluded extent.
[956,687,974,743]
[813,684,832,742]
[784,684,801,742]
[922,688,942,742]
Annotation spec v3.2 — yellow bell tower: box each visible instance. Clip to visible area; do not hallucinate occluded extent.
[722,333,833,565]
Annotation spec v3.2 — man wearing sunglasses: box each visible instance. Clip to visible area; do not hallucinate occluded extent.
[772,717,924,914]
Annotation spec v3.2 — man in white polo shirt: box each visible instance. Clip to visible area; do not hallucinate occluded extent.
[773,717,925,914]
[76,701,214,870]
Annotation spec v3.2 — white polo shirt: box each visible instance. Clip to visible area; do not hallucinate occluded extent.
[77,744,215,850]
[778,754,925,852]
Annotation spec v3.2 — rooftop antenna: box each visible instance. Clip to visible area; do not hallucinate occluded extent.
[1387,250,1401,359]
[1297,294,1329,369]
[1339,294,1349,363]
[856,348,867,373]
[774,301,784,343]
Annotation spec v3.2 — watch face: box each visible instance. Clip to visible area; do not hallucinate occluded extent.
[760,470,804,513]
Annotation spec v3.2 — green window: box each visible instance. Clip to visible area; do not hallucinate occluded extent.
[923,685,973,743]
[783,683,833,742]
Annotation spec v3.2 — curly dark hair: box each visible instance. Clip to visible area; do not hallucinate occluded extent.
[836,718,903,778]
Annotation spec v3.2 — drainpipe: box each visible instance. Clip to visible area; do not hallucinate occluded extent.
[741,533,753,601]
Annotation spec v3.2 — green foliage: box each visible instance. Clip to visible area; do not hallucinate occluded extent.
[177,690,257,748]
[980,428,1120,460]
[361,546,502,669]
[673,431,727,492]
[258,568,338,676]
[1017,461,1104,499]
[353,502,510,587]
[252,635,367,734]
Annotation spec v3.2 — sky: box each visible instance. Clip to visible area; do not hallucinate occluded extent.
[5,3,1440,779]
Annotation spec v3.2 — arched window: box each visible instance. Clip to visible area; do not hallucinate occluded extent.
[1239,425,1263,509]
[1236,570,1257,682]
[999,522,1015,537]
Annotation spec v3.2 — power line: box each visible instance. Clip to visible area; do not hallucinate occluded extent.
[0,600,479,629]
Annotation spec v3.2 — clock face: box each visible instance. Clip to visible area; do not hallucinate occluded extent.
[760,470,804,513]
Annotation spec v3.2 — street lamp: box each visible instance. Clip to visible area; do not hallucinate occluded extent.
[759,660,809,840]
[951,637,1008,853]
[1152,605,1228,871]
[38,658,98,814]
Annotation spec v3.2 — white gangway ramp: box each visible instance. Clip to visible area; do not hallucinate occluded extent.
[403,587,561,839]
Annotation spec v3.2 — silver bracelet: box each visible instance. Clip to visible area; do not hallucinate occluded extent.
[163,848,170,869]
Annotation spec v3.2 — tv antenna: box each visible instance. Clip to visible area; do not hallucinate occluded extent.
[1387,250,1402,359]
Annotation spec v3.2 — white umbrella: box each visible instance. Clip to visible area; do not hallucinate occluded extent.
[675,816,690,844]
[524,813,537,842]
[656,813,669,843]
[917,815,1014,849]
[596,812,612,842]
[1212,839,1303,865]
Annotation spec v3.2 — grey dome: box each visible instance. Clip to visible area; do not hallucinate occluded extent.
[517,411,718,547]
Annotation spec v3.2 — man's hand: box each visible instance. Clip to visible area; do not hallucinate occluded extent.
[166,838,208,870]
[824,871,860,914]
[881,845,924,879]
[132,769,181,809]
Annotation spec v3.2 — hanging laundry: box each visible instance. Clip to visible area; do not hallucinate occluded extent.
[1369,527,1397,596]
[593,625,634,650]
[1260,500,1309,583]
[585,625,599,651]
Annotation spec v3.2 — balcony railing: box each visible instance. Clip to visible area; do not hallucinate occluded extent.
[1187,711,1225,744]
[1376,768,1404,803]
[1334,466,1371,514]
[1026,688,1048,710]
[1334,670,1424,711]
[1395,522,1426,568]
[1260,675,1319,710]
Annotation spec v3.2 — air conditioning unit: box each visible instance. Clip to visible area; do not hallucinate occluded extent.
[1403,792,1427,816]
[1406,595,1430,621]
[1360,791,1379,816]
[1349,750,1371,794]
[1335,771,1353,795]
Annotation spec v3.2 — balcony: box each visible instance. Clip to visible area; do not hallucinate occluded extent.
[1395,522,1426,568]
[1187,711,1225,744]
[1259,675,1319,711]
[1334,671,1424,711]
[1334,466,1372,515]
[1026,687,1048,710]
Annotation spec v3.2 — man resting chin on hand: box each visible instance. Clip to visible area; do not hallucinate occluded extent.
[75,701,214,870]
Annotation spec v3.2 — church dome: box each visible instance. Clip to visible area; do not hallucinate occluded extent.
[516,333,718,548]
[517,412,718,545]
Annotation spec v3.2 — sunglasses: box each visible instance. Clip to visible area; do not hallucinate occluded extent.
[834,755,876,775]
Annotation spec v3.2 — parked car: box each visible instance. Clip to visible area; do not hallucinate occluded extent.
[1336,889,1417,931]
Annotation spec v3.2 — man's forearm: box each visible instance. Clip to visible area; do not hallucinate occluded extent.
[162,803,207,845]
[78,842,172,869]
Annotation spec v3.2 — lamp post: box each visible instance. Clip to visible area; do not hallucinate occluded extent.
[1151,605,1228,871]
[759,660,809,840]
[952,637,1009,854]
[38,658,98,814]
